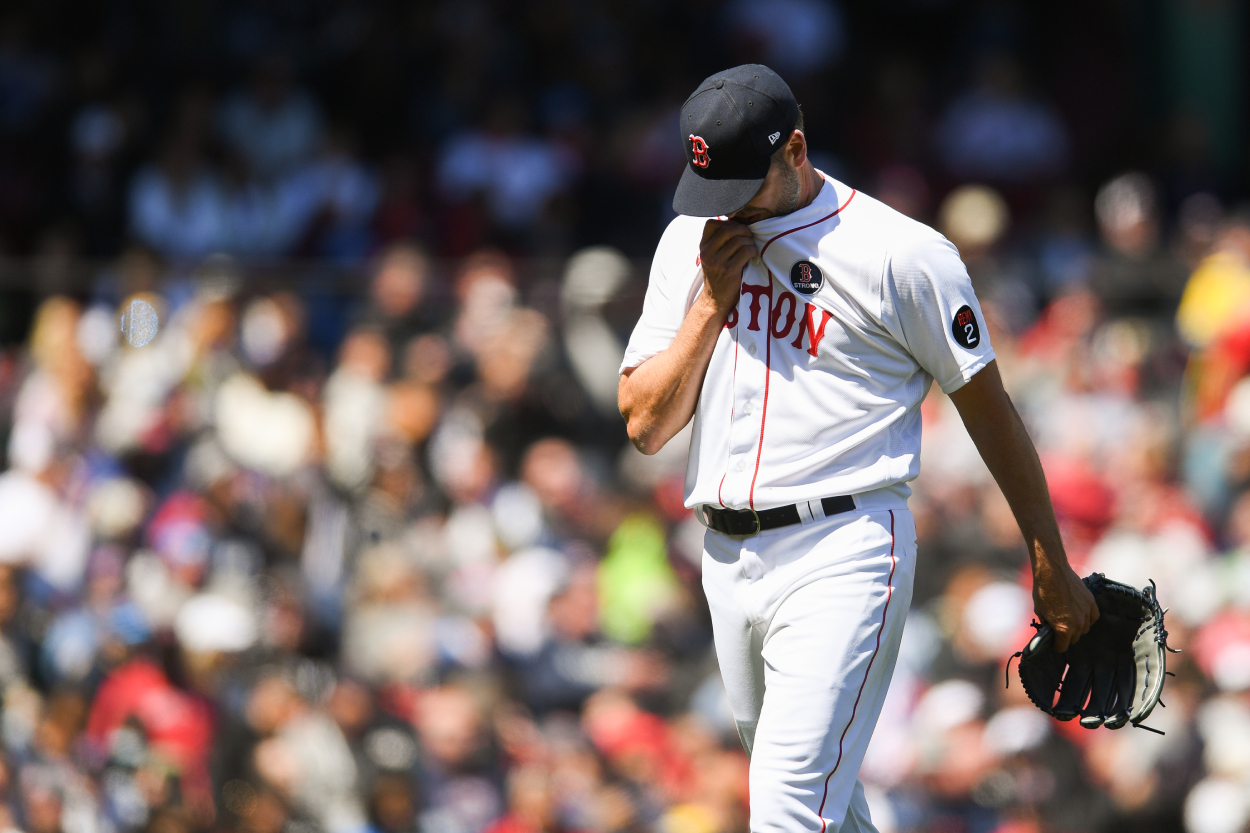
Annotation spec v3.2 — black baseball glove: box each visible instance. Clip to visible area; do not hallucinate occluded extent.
[1009,573,1178,733]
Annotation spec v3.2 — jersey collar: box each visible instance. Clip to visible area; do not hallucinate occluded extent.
[745,171,840,239]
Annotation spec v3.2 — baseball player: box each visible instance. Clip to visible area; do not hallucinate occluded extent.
[617,65,1099,832]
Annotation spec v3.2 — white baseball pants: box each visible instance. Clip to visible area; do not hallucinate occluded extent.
[701,501,916,833]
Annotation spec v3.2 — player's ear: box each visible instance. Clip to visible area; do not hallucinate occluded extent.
[787,130,807,169]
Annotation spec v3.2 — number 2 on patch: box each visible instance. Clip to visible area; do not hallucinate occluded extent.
[951,304,981,349]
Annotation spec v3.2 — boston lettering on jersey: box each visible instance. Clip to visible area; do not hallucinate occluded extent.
[729,280,835,357]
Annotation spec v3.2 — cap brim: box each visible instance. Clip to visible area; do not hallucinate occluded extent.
[672,162,770,218]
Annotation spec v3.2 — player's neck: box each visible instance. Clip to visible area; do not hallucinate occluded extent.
[795,162,823,212]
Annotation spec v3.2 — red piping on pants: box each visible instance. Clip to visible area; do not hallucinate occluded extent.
[816,509,897,832]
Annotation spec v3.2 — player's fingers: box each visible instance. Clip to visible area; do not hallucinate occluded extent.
[704,235,758,276]
[724,246,756,278]
[1074,599,1098,632]
[725,229,759,259]
[701,218,726,243]
[702,225,755,260]
[701,218,748,244]
[729,238,759,267]
[1053,628,1072,654]
[701,223,737,263]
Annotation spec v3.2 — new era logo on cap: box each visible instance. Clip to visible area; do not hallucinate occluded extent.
[673,64,799,217]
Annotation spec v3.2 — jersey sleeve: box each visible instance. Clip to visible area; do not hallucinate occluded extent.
[883,233,996,394]
[619,222,695,374]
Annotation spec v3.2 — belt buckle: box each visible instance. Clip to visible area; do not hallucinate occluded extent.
[741,508,761,535]
[696,506,761,536]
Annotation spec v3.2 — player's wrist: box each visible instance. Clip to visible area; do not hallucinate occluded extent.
[1028,536,1069,566]
[697,280,737,319]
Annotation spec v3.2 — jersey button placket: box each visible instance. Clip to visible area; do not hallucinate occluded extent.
[724,318,768,507]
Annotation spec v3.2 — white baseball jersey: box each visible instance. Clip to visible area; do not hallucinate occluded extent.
[621,174,995,512]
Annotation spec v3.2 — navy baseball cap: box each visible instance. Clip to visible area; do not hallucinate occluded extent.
[673,65,800,218]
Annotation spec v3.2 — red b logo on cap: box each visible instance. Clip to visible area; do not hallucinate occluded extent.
[689,135,710,168]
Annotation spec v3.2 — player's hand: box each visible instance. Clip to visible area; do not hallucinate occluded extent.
[700,219,758,314]
[1032,563,1099,653]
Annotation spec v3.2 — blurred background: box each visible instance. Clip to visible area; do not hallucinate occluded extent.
[0,1,1247,833]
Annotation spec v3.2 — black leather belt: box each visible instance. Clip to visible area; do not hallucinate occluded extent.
[699,495,856,536]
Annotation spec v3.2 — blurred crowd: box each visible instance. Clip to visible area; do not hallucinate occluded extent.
[0,0,1244,272]
[2,1,1250,833]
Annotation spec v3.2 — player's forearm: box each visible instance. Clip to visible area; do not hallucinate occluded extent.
[981,406,1066,569]
[952,363,1097,645]
[949,364,1069,570]
[619,288,729,455]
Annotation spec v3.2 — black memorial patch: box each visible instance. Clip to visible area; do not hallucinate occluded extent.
[790,261,823,295]
[952,304,981,349]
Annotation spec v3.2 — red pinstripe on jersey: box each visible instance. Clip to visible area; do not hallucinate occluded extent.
[747,273,775,510]
[718,308,741,508]
[816,509,897,832]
